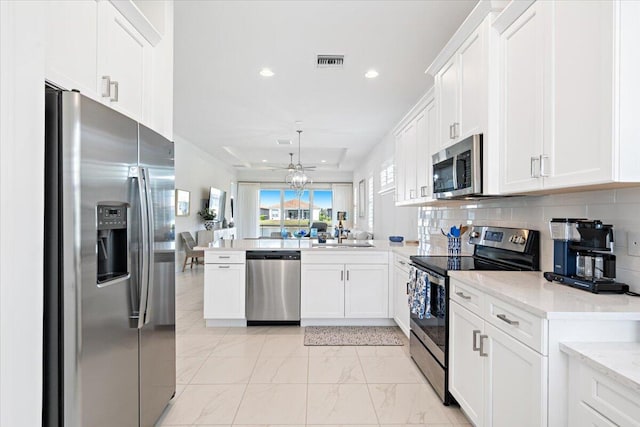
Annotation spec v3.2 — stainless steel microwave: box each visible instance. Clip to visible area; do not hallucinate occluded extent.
[432,134,482,199]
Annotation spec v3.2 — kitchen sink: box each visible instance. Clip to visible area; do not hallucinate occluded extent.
[311,242,375,248]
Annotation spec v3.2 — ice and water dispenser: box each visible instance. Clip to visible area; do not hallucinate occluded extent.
[97,204,129,284]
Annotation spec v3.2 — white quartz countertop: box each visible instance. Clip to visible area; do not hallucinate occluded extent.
[196,238,431,258]
[560,342,640,392]
[448,270,640,320]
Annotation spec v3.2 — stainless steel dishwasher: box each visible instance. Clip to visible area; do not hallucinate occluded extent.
[246,251,301,325]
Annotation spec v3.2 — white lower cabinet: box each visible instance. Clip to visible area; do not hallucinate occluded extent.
[301,253,389,319]
[301,264,345,318]
[393,257,410,336]
[450,299,547,427]
[204,262,245,319]
[344,264,389,318]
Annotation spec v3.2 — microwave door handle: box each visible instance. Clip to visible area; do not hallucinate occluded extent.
[452,154,458,191]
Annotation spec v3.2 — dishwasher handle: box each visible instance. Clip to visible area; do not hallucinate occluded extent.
[246,251,301,260]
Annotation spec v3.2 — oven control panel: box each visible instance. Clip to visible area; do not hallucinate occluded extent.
[469,226,531,253]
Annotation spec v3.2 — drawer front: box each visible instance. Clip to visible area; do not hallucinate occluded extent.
[205,251,245,264]
[450,279,484,317]
[394,254,411,272]
[302,250,389,265]
[485,295,547,355]
[577,363,640,427]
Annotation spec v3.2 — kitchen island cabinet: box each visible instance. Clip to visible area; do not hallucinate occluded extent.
[448,270,640,427]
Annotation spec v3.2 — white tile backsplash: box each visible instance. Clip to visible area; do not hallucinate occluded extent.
[418,186,640,292]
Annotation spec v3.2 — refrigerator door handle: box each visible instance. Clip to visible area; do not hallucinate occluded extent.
[142,166,155,325]
[131,166,150,329]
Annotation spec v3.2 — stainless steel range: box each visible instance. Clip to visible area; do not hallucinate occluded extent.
[409,226,540,405]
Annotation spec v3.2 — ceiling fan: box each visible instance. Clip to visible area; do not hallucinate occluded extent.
[266,129,317,170]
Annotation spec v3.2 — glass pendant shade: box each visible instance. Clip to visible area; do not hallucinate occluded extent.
[285,129,311,193]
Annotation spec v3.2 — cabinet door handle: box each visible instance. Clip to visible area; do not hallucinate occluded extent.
[530,156,540,178]
[497,313,519,326]
[539,155,549,177]
[479,334,488,357]
[101,76,112,97]
[449,124,454,139]
[110,81,119,102]
[346,270,350,281]
[218,265,230,269]
[409,189,416,199]
[453,122,459,139]
[406,282,409,295]
[455,291,471,300]
[420,186,429,197]
[341,270,344,281]
[472,329,481,351]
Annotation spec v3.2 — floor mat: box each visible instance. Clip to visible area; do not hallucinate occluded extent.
[304,326,404,346]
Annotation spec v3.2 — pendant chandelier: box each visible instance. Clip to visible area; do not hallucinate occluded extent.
[285,129,311,194]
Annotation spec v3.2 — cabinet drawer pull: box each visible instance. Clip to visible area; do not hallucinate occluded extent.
[540,154,549,177]
[409,189,416,199]
[101,76,112,97]
[472,329,481,351]
[406,282,409,295]
[449,124,454,139]
[420,186,429,197]
[218,256,231,259]
[110,80,119,102]
[497,313,519,326]
[341,270,344,281]
[479,334,488,357]
[453,122,459,139]
[218,265,230,269]
[455,291,471,300]
[530,156,540,178]
[399,260,406,265]
[346,270,350,281]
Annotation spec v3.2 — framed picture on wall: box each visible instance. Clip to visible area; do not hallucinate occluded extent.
[358,179,365,218]
[175,189,190,216]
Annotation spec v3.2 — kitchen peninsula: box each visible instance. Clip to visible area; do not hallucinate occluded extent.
[197,239,432,330]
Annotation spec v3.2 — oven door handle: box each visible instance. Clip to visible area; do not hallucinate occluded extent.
[452,154,458,191]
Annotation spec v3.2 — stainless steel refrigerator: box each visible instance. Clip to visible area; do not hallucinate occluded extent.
[44,87,176,427]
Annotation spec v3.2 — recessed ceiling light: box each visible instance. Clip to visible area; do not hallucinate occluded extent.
[365,69,379,79]
[262,159,267,163]
[259,68,274,77]
[321,160,327,163]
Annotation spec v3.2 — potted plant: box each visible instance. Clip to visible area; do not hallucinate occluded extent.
[198,208,217,230]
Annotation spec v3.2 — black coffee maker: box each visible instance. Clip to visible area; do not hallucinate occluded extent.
[544,218,629,293]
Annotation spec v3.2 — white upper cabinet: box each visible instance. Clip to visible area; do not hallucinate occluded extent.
[496,0,640,194]
[394,89,436,206]
[498,2,547,193]
[97,0,151,123]
[437,58,459,148]
[44,1,174,140]
[45,1,99,97]
[434,18,489,149]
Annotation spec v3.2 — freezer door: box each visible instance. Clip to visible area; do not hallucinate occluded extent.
[138,124,176,427]
[60,92,140,427]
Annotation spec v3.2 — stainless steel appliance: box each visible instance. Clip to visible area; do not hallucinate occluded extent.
[43,87,176,427]
[246,251,301,324]
[409,226,540,405]
[432,134,482,199]
[544,219,629,293]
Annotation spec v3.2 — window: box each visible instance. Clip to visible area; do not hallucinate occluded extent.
[379,160,394,193]
[367,175,374,231]
[258,187,332,237]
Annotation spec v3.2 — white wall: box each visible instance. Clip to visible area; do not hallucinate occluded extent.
[174,134,237,255]
[418,187,640,293]
[353,132,418,240]
[0,2,45,424]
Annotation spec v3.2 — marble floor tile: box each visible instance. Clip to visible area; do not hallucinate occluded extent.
[176,335,221,358]
[250,357,309,384]
[233,384,307,424]
[190,356,257,384]
[176,356,207,385]
[306,384,378,425]
[185,321,229,336]
[308,345,358,358]
[157,384,245,425]
[263,326,306,335]
[209,334,265,358]
[355,345,407,358]
[368,383,451,424]
[259,335,309,358]
[308,356,366,384]
[360,356,426,383]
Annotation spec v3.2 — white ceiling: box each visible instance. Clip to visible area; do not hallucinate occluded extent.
[174,0,477,174]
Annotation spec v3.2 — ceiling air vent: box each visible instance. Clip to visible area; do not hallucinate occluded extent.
[317,55,344,69]
[277,139,292,145]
